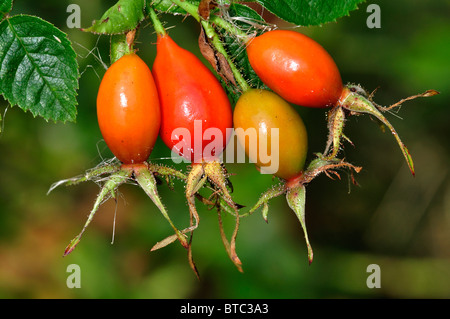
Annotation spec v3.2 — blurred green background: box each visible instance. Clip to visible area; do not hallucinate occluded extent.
[1,0,449,298]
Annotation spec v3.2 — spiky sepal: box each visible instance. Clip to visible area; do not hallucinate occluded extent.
[249,154,362,264]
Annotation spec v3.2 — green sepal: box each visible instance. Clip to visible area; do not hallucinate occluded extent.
[63,169,131,256]
[286,184,313,264]
[134,164,189,249]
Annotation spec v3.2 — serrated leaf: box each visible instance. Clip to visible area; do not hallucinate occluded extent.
[84,0,146,34]
[0,15,79,122]
[0,0,12,20]
[253,0,366,26]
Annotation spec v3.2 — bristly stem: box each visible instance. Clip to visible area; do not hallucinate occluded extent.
[110,29,137,64]
[148,7,167,37]
[166,0,250,92]
[209,14,251,42]
[200,19,251,92]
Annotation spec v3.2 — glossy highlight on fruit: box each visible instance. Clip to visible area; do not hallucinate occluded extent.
[97,53,160,164]
[246,30,343,108]
[233,89,308,181]
[152,34,233,163]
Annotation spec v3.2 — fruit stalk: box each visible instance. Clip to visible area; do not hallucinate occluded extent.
[164,0,250,92]
[148,7,166,36]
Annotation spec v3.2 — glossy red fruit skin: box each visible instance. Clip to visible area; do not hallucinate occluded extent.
[97,53,160,164]
[152,34,233,163]
[246,30,343,108]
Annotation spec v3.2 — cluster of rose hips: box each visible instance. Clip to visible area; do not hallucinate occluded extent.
[52,10,437,276]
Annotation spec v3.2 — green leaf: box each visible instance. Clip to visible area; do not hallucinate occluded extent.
[150,0,200,15]
[253,0,366,26]
[0,15,79,123]
[83,0,146,34]
[0,0,12,21]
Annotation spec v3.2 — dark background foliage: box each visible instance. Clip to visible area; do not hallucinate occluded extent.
[0,0,449,298]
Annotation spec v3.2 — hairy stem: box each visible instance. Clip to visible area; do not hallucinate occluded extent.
[209,15,251,41]
[167,0,250,92]
[148,7,166,37]
[200,20,250,92]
